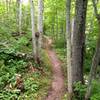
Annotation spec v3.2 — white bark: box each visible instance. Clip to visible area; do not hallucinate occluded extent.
[30,0,36,58]
[18,0,22,34]
[6,0,9,15]
[66,0,73,99]
[71,18,75,45]
[37,0,43,58]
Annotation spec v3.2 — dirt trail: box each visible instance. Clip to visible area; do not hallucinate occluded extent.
[45,39,64,100]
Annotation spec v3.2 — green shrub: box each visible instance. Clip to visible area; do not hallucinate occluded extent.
[90,80,100,100]
[24,78,40,93]
[73,81,86,100]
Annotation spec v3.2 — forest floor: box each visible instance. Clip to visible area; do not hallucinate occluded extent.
[0,32,65,99]
[45,39,65,100]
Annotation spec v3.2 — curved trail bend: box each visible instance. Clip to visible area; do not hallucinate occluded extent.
[45,38,64,100]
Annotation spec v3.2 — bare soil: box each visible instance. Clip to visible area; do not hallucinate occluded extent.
[45,47,65,100]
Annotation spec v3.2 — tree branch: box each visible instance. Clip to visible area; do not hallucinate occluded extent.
[92,0,100,19]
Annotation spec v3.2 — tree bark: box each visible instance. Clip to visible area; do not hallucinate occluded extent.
[37,0,43,60]
[17,0,22,34]
[72,0,88,83]
[66,0,73,99]
[19,0,22,34]
[85,25,100,100]
[6,0,9,16]
[30,0,36,60]
[52,15,55,41]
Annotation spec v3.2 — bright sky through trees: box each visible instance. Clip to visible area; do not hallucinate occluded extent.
[23,0,28,5]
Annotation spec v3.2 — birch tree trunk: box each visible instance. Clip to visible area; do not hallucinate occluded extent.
[66,0,73,99]
[52,15,55,41]
[37,0,43,60]
[16,0,19,32]
[30,0,36,59]
[56,9,58,40]
[6,0,9,16]
[18,0,22,34]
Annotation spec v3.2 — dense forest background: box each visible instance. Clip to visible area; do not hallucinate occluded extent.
[0,0,100,100]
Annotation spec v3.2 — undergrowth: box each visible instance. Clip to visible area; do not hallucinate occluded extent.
[0,29,52,99]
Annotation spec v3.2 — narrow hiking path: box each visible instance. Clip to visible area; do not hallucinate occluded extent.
[45,38,65,100]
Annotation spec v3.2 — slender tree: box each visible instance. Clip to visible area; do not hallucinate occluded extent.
[85,0,100,99]
[18,0,22,34]
[52,15,55,41]
[37,0,43,60]
[6,0,9,16]
[66,0,73,99]
[30,0,36,59]
[56,9,59,40]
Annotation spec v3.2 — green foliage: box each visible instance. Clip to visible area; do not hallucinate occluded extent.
[0,35,52,99]
[0,0,100,99]
[0,59,27,89]
[91,93,100,100]
[55,48,66,60]
[54,37,65,48]
[84,1,99,73]
[24,78,40,93]
[73,82,86,100]
[90,80,100,100]
[0,91,19,100]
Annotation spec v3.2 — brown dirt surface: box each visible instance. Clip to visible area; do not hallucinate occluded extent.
[45,38,65,100]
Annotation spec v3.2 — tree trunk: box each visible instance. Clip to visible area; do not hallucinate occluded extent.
[56,9,59,40]
[85,22,100,100]
[37,0,43,60]
[6,0,9,17]
[72,0,88,83]
[66,0,73,99]
[85,0,100,99]
[52,15,55,41]
[18,0,22,34]
[30,0,36,60]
